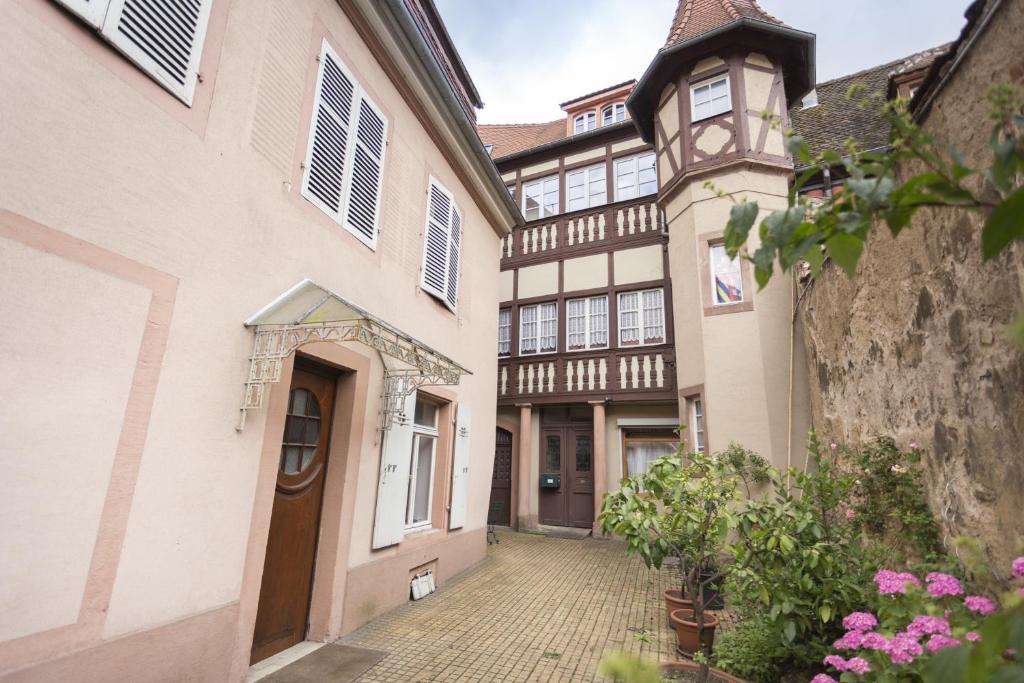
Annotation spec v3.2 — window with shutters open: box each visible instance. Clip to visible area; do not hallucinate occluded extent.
[301,39,388,250]
[420,178,462,312]
[54,0,213,106]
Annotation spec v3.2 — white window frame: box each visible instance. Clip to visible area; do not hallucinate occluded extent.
[419,177,462,311]
[406,398,439,530]
[565,296,608,352]
[709,243,745,306]
[301,39,388,250]
[522,175,559,221]
[691,398,706,452]
[617,288,666,347]
[614,152,657,201]
[498,308,512,357]
[519,302,558,355]
[602,102,626,125]
[691,75,732,122]
[566,163,607,212]
[574,111,597,134]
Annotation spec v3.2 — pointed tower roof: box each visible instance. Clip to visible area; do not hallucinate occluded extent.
[664,0,786,47]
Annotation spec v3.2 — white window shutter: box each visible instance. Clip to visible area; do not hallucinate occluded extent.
[302,41,356,223]
[421,180,452,300]
[342,92,387,248]
[448,403,471,530]
[371,391,416,549]
[55,0,111,28]
[444,206,462,311]
[100,0,213,106]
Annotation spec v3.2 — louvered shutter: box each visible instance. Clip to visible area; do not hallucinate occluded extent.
[371,391,416,549]
[302,41,356,223]
[421,180,452,300]
[448,403,471,530]
[55,0,110,28]
[444,206,461,311]
[100,0,213,106]
[342,93,387,248]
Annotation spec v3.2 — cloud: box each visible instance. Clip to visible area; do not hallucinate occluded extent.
[436,0,969,124]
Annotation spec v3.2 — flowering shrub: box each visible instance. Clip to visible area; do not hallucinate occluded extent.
[810,557,1024,682]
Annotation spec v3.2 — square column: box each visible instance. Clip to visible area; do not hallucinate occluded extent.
[589,400,607,534]
[516,403,533,530]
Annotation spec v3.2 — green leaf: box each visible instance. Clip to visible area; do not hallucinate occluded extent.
[990,666,1024,683]
[982,185,1024,259]
[824,233,864,277]
[804,243,825,276]
[819,604,832,623]
[783,620,796,642]
[725,202,759,255]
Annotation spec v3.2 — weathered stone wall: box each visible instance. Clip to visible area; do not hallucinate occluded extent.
[799,0,1024,576]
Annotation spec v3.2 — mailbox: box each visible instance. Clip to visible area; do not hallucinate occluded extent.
[540,473,561,489]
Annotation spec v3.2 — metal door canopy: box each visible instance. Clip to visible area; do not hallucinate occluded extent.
[239,279,470,430]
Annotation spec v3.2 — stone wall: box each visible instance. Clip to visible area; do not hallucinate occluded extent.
[799,0,1024,576]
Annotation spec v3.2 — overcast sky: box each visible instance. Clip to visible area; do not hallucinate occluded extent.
[434,0,971,124]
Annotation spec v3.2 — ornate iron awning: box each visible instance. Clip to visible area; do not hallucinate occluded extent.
[238,279,470,431]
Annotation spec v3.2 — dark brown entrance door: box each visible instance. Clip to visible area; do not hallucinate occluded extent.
[251,368,335,664]
[488,427,513,526]
[538,426,594,528]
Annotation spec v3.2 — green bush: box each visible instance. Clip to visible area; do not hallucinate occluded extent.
[713,616,784,683]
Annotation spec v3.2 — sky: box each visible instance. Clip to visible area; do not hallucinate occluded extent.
[434,0,971,125]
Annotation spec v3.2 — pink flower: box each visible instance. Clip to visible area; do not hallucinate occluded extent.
[1013,556,1024,579]
[1017,587,1024,598]
[861,632,889,650]
[909,441,918,449]
[834,630,865,650]
[842,612,878,632]
[926,572,964,598]
[966,631,981,642]
[846,509,856,520]
[927,635,961,653]
[906,615,952,638]
[846,657,871,675]
[964,595,997,615]
[874,569,921,595]
[830,442,838,450]
[823,655,848,671]
[811,675,838,683]
[884,633,923,664]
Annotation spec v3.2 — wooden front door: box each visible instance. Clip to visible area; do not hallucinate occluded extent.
[538,426,594,528]
[251,369,335,664]
[488,427,513,526]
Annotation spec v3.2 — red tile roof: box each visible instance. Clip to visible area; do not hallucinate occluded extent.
[664,0,785,47]
[477,120,567,159]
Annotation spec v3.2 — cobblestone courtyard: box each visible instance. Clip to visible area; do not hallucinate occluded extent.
[342,530,702,682]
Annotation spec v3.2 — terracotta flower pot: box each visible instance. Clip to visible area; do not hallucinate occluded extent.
[663,589,693,628]
[659,660,745,682]
[669,608,719,658]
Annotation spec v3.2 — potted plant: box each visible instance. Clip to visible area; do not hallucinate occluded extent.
[599,450,739,676]
[598,653,745,683]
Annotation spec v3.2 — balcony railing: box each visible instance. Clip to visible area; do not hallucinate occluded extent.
[499,196,661,266]
[496,347,676,405]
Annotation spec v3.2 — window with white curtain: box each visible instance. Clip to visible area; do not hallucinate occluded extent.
[406,396,439,529]
[691,75,731,122]
[520,302,557,355]
[566,163,607,212]
[691,398,706,452]
[710,244,744,305]
[624,431,679,477]
[602,102,626,125]
[614,152,657,201]
[565,296,608,351]
[498,308,511,356]
[522,175,559,221]
[618,288,665,346]
[574,111,597,133]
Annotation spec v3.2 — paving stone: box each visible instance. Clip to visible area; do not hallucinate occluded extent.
[342,531,733,682]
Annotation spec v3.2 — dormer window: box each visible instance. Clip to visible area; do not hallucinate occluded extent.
[574,112,597,134]
[691,75,731,122]
[602,103,626,125]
